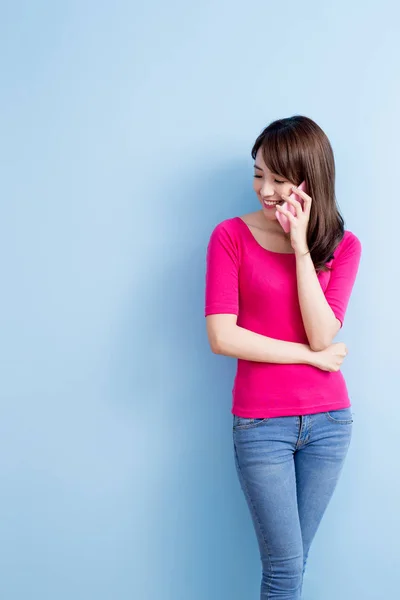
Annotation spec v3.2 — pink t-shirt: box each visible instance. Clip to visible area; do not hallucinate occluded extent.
[204,216,362,418]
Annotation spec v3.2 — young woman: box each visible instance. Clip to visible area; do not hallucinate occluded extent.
[204,115,362,600]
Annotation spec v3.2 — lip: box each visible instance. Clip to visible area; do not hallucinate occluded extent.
[262,198,283,209]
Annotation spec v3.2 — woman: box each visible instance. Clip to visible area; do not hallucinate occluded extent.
[204,115,362,599]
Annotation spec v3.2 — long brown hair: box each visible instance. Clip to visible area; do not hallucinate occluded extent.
[251,115,345,273]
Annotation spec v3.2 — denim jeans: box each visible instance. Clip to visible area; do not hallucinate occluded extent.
[233,408,353,599]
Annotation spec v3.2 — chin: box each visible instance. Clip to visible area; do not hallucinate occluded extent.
[261,206,279,218]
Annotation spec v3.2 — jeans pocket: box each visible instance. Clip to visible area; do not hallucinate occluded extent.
[233,415,270,430]
[325,407,353,424]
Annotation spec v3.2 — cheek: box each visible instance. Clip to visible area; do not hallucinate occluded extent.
[253,180,261,194]
[283,185,294,196]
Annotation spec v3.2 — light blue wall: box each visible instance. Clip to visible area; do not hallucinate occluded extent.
[1,1,398,598]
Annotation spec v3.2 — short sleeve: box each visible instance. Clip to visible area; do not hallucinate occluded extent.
[324,232,362,327]
[204,222,240,316]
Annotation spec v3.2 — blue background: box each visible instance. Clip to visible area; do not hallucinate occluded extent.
[1,1,398,598]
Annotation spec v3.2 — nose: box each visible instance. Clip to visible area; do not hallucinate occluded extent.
[260,182,276,198]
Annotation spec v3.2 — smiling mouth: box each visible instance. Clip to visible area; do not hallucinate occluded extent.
[263,199,283,206]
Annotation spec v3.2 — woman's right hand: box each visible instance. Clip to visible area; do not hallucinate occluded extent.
[312,342,349,372]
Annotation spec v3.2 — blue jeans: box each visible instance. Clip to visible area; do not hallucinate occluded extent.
[233,408,353,599]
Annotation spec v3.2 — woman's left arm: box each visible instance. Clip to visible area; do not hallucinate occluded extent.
[277,186,362,352]
[295,251,341,351]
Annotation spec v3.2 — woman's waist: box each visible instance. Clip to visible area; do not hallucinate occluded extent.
[235,360,345,389]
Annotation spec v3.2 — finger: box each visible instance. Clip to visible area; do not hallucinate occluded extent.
[303,195,312,217]
[292,187,313,215]
[282,195,302,209]
[276,205,296,222]
[281,194,302,218]
[291,186,312,202]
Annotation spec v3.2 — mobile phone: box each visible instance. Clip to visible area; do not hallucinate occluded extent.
[275,179,307,233]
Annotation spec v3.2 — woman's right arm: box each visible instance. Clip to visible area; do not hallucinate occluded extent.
[206,314,317,366]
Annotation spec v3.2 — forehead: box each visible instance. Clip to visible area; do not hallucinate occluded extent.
[254,148,274,173]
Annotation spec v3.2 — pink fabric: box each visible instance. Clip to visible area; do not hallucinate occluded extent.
[204,216,362,418]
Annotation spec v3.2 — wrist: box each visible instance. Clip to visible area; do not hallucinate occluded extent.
[295,247,310,258]
[303,345,320,367]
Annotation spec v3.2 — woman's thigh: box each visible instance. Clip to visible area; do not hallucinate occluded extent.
[232,415,303,564]
[294,408,353,555]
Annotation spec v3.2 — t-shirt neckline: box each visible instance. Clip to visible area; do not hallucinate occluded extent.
[235,217,296,256]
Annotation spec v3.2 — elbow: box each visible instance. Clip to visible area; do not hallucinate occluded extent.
[309,340,330,352]
[210,340,221,354]
[206,314,237,355]
[309,333,335,352]
[309,333,333,352]
[308,318,341,352]
[210,331,231,355]
[208,333,223,354]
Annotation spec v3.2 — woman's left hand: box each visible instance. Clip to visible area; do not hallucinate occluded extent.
[276,186,312,256]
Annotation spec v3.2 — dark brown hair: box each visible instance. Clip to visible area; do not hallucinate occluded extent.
[251,115,345,273]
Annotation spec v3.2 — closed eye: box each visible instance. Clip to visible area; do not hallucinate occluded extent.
[253,176,285,184]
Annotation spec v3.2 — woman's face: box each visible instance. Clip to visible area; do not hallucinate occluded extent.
[253,147,297,223]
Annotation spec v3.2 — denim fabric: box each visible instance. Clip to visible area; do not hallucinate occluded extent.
[233,408,353,599]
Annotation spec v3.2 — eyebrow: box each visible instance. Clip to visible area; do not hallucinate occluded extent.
[254,164,263,170]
